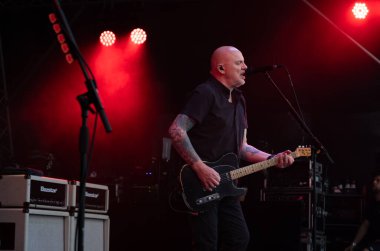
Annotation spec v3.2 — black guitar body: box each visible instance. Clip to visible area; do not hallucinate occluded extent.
[177,147,311,212]
[179,153,247,212]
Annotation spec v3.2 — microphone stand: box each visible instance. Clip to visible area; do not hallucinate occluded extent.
[52,1,112,251]
[263,71,333,251]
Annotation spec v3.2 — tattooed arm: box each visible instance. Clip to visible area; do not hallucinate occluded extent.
[240,129,271,163]
[240,129,294,168]
[168,114,220,191]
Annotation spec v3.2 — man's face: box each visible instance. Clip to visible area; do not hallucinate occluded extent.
[221,50,248,88]
[373,175,380,192]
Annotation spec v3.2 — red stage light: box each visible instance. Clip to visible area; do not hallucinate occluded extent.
[99,31,116,47]
[130,28,147,45]
[48,13,57,24]
[352,2,369,19]
[53,23,61,34]
[48,12,73,64]
[57,34,65,43]
[65,54,74,64]
[61,43,70,53]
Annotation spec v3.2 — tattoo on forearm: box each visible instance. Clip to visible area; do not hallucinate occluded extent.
[241,144,260,160]
[169,114,200,164]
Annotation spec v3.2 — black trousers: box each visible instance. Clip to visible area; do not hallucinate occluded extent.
[189,196,250,251]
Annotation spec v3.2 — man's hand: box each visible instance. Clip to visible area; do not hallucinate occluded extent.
[192,161,221,191]
[274,150,294,168]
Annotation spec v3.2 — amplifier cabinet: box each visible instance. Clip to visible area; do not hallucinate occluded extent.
[0,175,69,210]
[325,193,364,225]
[69,181,109,214]
[69,213,110,251]
[264,160,323,191]
[0,208,70,251]
[261,188,325,233]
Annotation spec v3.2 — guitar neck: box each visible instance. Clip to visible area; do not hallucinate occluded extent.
[229,151,298,180]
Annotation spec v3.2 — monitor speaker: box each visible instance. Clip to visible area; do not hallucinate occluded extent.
[0,209,109,251]
[70,213,110,251]
[0,208,70,251]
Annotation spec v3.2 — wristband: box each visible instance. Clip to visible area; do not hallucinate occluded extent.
[266,154,275,160]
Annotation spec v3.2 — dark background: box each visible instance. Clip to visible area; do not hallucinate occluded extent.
[1,0,380,250]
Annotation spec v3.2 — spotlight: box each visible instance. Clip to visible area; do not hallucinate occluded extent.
[352,2,369,19]
[99,31,116,47]
[130,28,147,45]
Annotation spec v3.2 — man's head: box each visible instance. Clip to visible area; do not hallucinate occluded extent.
[372,174,380,193]
[210,46,248,89]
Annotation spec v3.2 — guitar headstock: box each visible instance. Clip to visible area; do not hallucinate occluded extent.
[294,146,311,158]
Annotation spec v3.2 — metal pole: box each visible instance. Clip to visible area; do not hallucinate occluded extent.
[0,32,14,165]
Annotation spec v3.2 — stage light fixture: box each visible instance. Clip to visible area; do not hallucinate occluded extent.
[61,43,70,53]
[130,28,147,45]
[99,31,116,47]
[48,13,74,64]
[57,34,65,44]
[352,2,369,19]
[53,23,61,33]
[48,13,57,23]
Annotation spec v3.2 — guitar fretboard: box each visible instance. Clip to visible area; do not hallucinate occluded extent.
[229,151,298,180]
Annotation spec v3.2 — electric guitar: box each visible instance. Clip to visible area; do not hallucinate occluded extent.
[179,147,311,212]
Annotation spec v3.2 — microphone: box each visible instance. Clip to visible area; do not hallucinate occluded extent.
[245,64,283,75]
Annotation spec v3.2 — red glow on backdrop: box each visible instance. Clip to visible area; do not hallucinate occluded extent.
[91,36,147,116]
[16,27,160,178]
[130,28,147,44]
[352,3,369,19]
[99,31,116,47]
[88,32,160,163]
[15,60,87,178]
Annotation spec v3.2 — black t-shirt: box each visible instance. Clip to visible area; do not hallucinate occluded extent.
[181,77,248,162]
[366,201,380,242]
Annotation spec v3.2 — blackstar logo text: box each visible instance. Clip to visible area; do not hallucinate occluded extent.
[40,186,58,193]
[85,191,99,198]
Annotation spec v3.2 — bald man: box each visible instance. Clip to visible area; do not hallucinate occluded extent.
[168,46,294,251]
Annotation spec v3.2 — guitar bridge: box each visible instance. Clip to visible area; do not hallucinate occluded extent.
[195,193,220,205]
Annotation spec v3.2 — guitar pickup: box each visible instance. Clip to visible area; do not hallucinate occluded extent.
[195,193,220,205]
